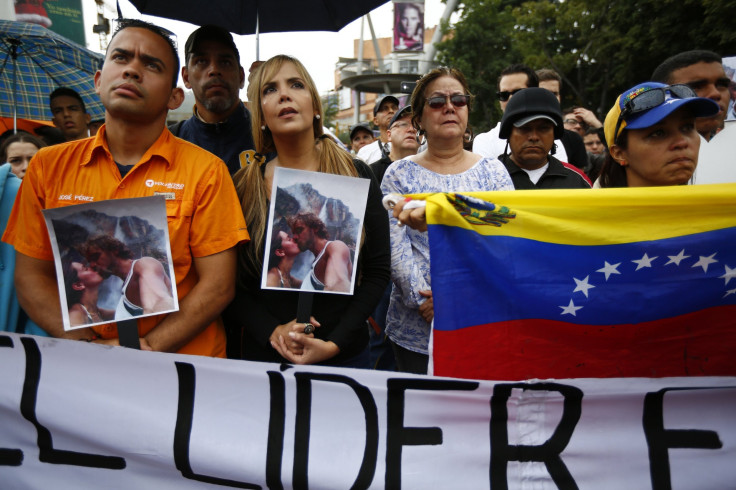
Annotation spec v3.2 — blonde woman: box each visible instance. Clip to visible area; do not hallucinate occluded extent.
[228,55,389,367]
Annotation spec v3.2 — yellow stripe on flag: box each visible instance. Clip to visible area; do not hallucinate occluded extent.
[422,183,736,246]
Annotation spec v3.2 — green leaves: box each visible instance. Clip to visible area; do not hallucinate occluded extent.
[438,0,736,133]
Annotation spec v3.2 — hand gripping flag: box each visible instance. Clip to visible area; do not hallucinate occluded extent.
[426,184,736,380]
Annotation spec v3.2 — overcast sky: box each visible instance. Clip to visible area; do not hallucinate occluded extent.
[85,0,453,98]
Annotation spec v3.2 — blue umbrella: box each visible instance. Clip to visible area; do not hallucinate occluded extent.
[0,20,105,130]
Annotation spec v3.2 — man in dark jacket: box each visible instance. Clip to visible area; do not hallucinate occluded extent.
[499,88,591,190]
[173,25,255,175]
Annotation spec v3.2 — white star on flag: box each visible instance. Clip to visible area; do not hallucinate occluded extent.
[560,299,583,316]
[597,261,621,281]
[665,249,690,266]
[692,253,718,273]
[632,253,658,270]
[725,288,736,298]
[719,265,736,286]
[573,276,595,298]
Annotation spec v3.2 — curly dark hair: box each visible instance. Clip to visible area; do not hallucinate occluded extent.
[287,212,328,239]
[82,235,136,261]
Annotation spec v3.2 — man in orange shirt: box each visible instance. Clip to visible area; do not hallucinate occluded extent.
[2,19,249,356]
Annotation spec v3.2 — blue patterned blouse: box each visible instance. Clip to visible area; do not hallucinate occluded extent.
[380,156,514,354]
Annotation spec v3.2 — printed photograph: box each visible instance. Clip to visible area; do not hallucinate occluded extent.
[393,0,425,52]
[723,55,736,121]
[43,196,178,331]
[262,167,370,295]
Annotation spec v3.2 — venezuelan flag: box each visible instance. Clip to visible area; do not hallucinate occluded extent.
[426,184,736,380]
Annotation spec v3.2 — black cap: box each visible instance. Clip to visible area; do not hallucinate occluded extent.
[373,95,400,116]
[350,122,373,140]
[389,105,412,129]
[499,87,564,139]
[185,25,240,63]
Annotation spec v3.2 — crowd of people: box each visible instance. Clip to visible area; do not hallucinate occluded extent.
[0,18,733,375]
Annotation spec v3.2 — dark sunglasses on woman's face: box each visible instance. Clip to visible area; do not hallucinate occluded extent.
[496,88,524,101]
[426,94,471,109]
[613,84,697,145]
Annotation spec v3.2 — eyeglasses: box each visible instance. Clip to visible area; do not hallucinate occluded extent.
[563,118,581,126]
[612,84,696,145]
[496,88,523,101]
[426,94,471,109]
[390,122,414,131]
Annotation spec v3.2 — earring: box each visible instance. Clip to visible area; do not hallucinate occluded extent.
[261,125,266,131]
[416,129,427,146]
[315,114,321,120]
[620,160,627,167]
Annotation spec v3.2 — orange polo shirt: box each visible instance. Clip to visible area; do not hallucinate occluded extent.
[2,126,249,357]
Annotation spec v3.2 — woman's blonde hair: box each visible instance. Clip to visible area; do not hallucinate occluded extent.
[234,54,358,278]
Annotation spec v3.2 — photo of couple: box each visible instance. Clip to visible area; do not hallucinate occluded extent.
[263,168,370,295]
[43,196,178,330]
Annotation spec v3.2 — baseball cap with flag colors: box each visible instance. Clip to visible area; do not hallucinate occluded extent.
[604,82,719,146]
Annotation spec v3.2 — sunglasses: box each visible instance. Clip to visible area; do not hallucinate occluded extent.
[426,94,471,109]
[496,88,523,101]
[612,84,696,145]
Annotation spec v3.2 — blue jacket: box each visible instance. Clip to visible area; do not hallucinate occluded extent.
[171,101,256,175]
[1,164,46,336]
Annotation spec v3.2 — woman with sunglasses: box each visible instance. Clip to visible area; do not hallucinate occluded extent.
[598,82,719,188]
[228,55,389,367]
[380,67,513,374]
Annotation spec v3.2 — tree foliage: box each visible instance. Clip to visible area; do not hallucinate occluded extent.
[436,0,736,133]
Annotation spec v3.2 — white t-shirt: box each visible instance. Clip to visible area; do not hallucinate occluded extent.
[692,120,736,184]
[356,140,390,164]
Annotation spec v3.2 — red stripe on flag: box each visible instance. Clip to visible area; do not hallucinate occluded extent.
[433,305,736,380]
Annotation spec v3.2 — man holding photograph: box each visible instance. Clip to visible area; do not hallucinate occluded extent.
[288,212,352,293]
[2,19,249,356]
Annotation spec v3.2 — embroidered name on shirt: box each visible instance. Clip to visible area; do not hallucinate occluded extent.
[145,179,184,190]
[58,194,94,202]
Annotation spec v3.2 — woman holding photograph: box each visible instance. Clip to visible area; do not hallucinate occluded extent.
[228,55,390,367]
[265,230,302,289]
[62,255,114,326]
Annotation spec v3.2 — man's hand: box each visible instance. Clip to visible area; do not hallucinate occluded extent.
[14,252,86,339]
[93,337,153,351]
[573,108,603,129]
[143,248,236,352]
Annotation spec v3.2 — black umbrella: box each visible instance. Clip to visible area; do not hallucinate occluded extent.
[126,0,389,36]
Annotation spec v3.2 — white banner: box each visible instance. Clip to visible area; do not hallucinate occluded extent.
[0,332,735,489]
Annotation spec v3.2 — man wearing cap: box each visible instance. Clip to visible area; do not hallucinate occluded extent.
[370,105,418,184]
[366,105,418,371]
[498,87,591,190]
[349,122,375,155]
[172,24,255,175]
[356,95,399,164]
[652,50,735,184]
[473,64,570,165]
